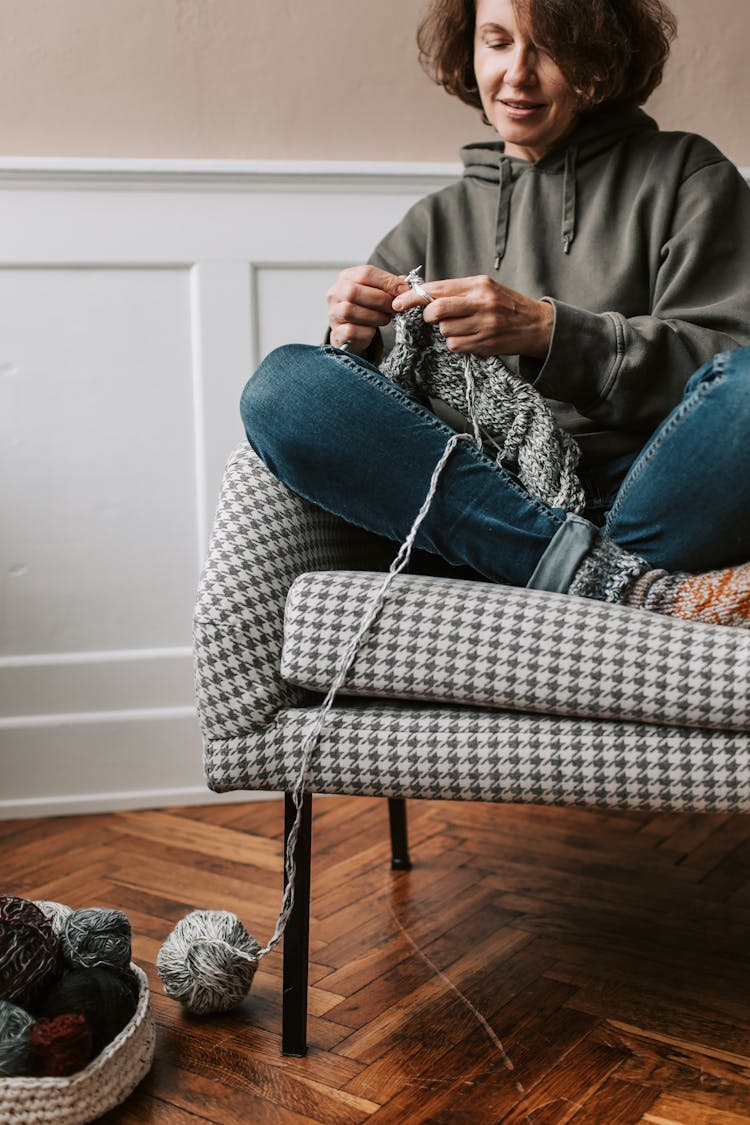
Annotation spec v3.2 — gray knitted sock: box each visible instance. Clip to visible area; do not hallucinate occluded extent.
[567,535,650,604]
[569,541,750,629]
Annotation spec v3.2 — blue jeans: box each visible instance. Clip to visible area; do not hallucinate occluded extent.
[240,343,750,589]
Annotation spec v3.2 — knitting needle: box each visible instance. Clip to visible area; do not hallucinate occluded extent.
[405,266,434,304]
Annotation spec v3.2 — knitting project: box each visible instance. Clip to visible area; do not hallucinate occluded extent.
[381,304,586,514]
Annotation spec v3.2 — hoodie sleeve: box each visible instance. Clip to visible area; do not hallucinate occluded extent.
[526,158,750,431]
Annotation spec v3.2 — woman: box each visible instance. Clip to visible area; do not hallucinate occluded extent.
[242,0,750,627]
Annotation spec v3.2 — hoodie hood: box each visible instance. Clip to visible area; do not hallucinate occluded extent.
[460,106,659,262]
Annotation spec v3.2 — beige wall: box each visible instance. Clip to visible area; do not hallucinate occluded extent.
[0,0,747,165]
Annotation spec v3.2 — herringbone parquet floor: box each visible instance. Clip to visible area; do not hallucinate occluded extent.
[3,796,750,1123]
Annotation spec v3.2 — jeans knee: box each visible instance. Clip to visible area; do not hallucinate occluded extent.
[240,344,317,456]
[685,344,750,403]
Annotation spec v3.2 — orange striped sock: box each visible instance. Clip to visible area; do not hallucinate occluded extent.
[624,561,750,629]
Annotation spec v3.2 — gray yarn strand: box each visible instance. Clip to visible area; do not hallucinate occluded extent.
[256,326,493,961]
[257,431,473,961]
[381,302,586,513]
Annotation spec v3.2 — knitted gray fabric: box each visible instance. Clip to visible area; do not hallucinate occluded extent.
[567,535,650,603]
[623,567,676,611]
[381,308,586,513]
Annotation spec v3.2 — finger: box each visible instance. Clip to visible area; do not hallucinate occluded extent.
[390,289,433,312]
[440,330,486,353]
[329,301,392,330]
[330,326,375,351]
[329,281,403,317]
[391,278,471,312]
[443,336,497,356]
[341,265,410,298]
[421,297,478,325]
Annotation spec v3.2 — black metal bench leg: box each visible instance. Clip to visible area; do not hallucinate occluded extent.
[388,797,412,871]
[282,790,312,1057]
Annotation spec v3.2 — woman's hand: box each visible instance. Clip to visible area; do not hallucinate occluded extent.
[391,275,554,360]
[327,266,409,353]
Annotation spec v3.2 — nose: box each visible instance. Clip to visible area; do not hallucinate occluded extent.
[505,43,537,87]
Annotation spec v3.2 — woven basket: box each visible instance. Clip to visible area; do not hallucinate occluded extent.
[0,963,155,1124]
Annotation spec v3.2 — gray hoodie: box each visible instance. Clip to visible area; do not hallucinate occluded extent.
[370,107,750,469]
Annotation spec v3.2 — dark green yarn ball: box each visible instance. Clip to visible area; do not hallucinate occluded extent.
[39,966,138,1055]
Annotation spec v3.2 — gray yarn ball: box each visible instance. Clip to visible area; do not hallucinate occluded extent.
[61,908,132,971]
[0,1000,34,1077]
[33,900,73,940]
[156,910,261,1015]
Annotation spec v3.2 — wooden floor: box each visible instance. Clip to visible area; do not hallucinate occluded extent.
[3,796,750,1124]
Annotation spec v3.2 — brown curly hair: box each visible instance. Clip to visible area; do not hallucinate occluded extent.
[417,0,677,113]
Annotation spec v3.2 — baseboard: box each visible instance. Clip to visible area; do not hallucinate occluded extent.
[0,786,278,820]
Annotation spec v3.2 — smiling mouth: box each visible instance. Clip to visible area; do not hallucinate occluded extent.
[501,100,546,110]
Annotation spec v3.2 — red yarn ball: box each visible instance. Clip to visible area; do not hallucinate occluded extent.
[0,897,60,1008]
[29,1013,93,1077]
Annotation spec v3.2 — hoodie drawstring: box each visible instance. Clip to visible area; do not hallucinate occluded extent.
[494,145,578,265]
[562,146,577,254]
[493,158,512,269]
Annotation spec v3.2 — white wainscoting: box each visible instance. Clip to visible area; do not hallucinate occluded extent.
[0,158,459,818]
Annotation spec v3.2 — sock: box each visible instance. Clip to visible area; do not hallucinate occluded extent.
[567,535,750,630]
[624,562,750,629]
[566,536,650,604]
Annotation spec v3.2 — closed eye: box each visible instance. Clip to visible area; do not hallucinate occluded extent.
[477,22,513,50]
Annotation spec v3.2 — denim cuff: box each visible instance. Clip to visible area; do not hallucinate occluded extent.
[526,513,598,594]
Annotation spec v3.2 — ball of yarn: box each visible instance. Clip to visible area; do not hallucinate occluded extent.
[40,966,139,1054]
[61,907,132,971]
[0,896,60,1007]
[29,1013,93,1076]
[157,910,261,1014]
[0,1000,35,1077]
[33,900,73,940]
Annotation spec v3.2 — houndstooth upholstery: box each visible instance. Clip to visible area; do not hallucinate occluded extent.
[204,707,748,810]
[282,572,750,731]
[194,445,364,738]
[194,444,750,812]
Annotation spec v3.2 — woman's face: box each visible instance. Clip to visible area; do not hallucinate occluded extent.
[473,0,581,161]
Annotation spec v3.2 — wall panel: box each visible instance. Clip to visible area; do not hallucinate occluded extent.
[0,159,453,817]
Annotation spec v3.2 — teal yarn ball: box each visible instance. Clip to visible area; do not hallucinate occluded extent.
[0,1000,35,1077]
[61,907,132,971]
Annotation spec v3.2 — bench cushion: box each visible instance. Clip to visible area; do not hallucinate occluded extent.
[281,571,750,732]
